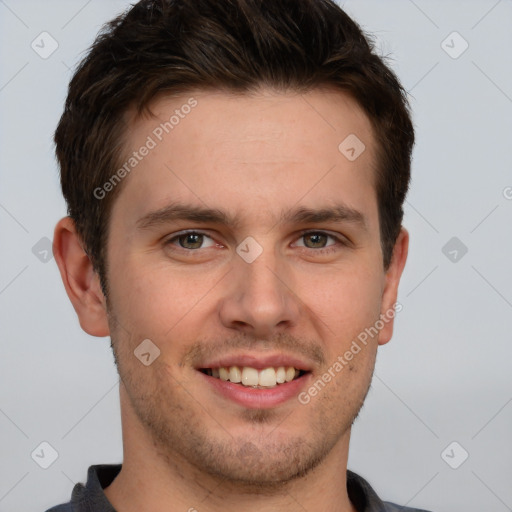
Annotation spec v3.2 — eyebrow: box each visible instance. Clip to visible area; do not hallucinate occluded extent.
[282,205,366,229]
[135,201,367,232]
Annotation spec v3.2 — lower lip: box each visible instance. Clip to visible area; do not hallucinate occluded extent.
[197,371,311,409]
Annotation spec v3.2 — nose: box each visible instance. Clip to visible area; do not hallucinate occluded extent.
[218,247,301,338]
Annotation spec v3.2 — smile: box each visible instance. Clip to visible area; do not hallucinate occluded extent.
[199,366,309,388]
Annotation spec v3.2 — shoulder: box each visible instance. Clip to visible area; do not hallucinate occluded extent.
[347,470,434,512]
[42,464,121,512]
[382,502,433,512]
[44,505,74,512]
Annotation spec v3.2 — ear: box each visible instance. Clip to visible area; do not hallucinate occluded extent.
[52,216,110,337]
[378,227,409,346]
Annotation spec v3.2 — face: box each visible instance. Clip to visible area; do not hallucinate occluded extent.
[102,87,403,487]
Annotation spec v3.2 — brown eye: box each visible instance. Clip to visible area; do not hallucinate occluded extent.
[177,233,203,249]
[302,232,329,249]
[165,231,216,250]
[292,230,349,255]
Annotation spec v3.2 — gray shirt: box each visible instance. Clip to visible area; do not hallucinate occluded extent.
[45,464,433,511]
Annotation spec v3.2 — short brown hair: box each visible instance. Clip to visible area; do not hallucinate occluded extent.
[55,0,414,295]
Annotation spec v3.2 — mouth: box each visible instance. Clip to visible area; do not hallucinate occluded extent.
[195,354,315,408]
[198,366,310,389]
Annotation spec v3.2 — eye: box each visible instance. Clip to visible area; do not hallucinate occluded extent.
[293,231,346,253]
[165,231,217,250]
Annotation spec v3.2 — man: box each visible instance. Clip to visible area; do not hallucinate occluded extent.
[48,0,429,510]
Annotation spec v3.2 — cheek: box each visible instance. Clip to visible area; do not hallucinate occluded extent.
[300,263,383,386]
[108,257,218,344]
[303,264,383,335]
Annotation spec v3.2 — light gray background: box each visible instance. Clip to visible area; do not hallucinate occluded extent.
[1,1,511,511]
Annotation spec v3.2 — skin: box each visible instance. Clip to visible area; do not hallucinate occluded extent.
[53,87,408,512]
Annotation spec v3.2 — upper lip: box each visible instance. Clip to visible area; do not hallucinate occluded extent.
[196,353,314,372]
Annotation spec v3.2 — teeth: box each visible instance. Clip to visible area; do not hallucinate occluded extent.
[242,367,259,386]
[276,367,286,384]
[207,365,303,388]
[229,366,242,383]
[258,367,277,387]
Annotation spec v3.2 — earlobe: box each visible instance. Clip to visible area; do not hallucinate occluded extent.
[377,227,409,346]
[53,216,110,337]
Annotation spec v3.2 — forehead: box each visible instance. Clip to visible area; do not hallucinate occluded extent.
[112,87,379,232]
